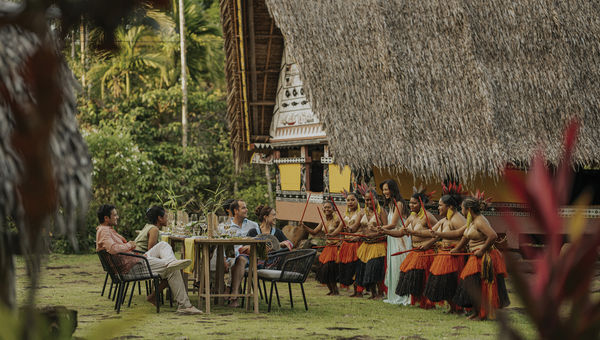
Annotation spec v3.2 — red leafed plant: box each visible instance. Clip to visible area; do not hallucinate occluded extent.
[499,120,600,339]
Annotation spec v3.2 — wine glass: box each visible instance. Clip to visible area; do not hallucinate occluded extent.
[199,215,208,236]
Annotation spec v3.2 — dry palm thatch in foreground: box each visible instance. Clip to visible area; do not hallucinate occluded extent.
[0,0,168,319]
[264,0,600,180]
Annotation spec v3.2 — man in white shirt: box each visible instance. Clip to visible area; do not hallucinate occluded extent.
[228,200,259,307]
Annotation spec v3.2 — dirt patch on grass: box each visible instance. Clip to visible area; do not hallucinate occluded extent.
[336,336,372,340]
[46,266,74,270]
[327,327,359,331]
[73,271,92,276]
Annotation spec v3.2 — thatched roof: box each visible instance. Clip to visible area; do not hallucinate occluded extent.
[261,0,600,180]
[220,0,284,166]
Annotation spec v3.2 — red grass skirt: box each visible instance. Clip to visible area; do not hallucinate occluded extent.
[424,250,467,302]
[396,249,436,308]
[338,241,361,286]
[453,249,510,319]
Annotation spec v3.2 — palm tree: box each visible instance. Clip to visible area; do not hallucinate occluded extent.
[167,0,223,86]
[89,25,170,100]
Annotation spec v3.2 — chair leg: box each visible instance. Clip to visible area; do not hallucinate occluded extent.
[113,282,119,310]
[154,279,160,313]
[112,282,119,301]
[288,282,293,309]
[258,279,263,300]
[168,287,173,307]
[274,282,281,307]
[262,280,268,303]
[300,283,308,311]
[145,280,149,295]
[138,281,142,295]
[122,283,130,305]
[128,282,136,307]
[116,282,124,313]
[268,281,274,312]
[108,280,114,299]
[101,273,108,296]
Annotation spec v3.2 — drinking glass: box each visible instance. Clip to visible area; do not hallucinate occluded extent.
[199,216,208,236]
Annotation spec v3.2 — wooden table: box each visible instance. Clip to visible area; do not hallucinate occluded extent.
[169,236,265,314]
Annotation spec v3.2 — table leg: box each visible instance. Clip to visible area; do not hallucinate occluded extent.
[216,245,225,305]
[203,244,211,314]
[251,244,259,313]
[196,244,203,307]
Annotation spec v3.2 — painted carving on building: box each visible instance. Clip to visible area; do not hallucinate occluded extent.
[269,46,327,143]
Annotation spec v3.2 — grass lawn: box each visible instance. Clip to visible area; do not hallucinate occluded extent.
[15,254,535,339]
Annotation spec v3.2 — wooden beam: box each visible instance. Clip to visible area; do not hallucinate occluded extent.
[235,34,282,39]
[248,101,275,106]
[247,0,260,136]
[236,69,279,74]
[261,19,275,134]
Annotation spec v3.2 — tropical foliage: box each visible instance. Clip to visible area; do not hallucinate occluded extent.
[499,120,600,339]
[52,0,272,252]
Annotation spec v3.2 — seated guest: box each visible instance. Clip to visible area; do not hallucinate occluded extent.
[222,198,235,221]
[227,200,259,307]
[96,204,202,315]
[246,205,293,251]
[134,205,167,252]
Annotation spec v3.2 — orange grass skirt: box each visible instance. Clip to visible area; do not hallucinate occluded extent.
[319,244,339,264]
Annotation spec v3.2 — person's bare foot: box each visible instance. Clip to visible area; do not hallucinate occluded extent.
[467,313,480,320]
[229,298,239,308]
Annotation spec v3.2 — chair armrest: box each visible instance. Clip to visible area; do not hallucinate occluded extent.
[117,252,154,277]
[132,249,145,254]
[264,250,290,269]
[279,252,315,280]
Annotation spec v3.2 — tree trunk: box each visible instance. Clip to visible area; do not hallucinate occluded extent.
[85,24,90,98]
[265,164,273,207]
[178,0,188,150]
[0,231,20,309]
[79,18,86,92]
[125,72,130,98]
[70,30,75,60]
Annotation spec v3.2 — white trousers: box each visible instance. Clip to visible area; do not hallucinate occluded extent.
[144,241,191,309]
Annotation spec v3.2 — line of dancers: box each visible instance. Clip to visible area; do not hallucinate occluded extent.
[300,180,510,320]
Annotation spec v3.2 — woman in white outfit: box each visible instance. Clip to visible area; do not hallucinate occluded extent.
[379,179,411,305]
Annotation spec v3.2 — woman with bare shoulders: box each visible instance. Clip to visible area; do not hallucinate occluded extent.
[423,184,467,312]
[452,196,510,320]
[355,189,388,299]
[301,201,342,295]
[337,193,364,296]
[378,179,411,305]
[388,189,438,309]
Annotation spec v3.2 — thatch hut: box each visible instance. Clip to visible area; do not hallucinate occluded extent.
[220,0,600,249]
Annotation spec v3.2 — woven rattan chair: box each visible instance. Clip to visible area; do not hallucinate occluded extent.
[240,248,291,307]
[257,249,316,312]
[97,250,163,313]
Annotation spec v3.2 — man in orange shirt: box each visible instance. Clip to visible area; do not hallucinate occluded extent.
[96,204,202,315]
